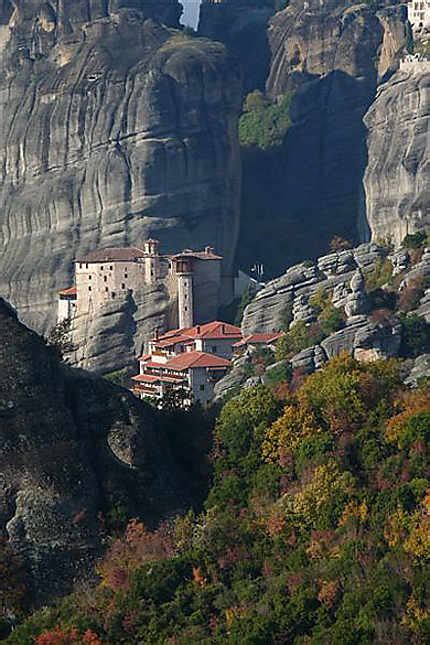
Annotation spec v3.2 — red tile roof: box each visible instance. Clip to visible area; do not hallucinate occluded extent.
[156,321,242,343]
[152,335,193,348]
[132,374,186,384]
[58,286,77,297]
[165,351,230,371]
[76,247,146,263]
[233,332,283,348]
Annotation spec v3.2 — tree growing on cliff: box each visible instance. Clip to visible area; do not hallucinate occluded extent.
[239,91,292,150]
[329,236,353,252]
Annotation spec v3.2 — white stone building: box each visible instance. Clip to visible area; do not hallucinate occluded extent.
[57,286,77,323]
[74,239,163,314]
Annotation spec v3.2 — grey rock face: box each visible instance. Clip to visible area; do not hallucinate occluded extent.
[321,316,401,362]
[216,240,430,394]
[290,345,327,375]
[344,269,369,318]
[198,0,274,93]
[0,3,242,333]
[364,65,430,245]
[68,285,171,374]
[0,297,190,601]
[242,244,382,335]
[404,353,430,386]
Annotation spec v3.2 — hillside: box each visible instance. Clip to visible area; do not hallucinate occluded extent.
[0,298,212,618]
[6,355,430,643]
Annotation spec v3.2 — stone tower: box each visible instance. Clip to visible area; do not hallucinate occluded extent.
[174,256,194,328]
[143,239,160,285]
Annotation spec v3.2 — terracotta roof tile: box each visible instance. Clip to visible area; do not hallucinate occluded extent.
[165,351,230,371]
[58,286,77,297]
[156,321,242,343]
[76,247,146,263]
[233,332,283,348]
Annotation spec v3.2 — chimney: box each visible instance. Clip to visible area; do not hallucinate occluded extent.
[155,328,159,340]
[196,325,201,334]
[221,324,225,334]
[205,245,214,255]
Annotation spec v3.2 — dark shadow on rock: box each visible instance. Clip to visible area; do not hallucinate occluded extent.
[237,69,377,278]
[199,2,274,94]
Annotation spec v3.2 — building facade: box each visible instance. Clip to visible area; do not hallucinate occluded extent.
[131,320,242,406]
[57,240,225,327]
[57,286,77,323]
[132,350,231,407]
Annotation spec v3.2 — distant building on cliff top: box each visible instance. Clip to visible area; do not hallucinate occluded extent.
[58,239,227,329]
[408,0,430,33]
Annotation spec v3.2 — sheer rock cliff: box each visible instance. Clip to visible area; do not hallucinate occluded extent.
[0,296,189,602]
[0,1,242,333]
[364,63,430,245]
[217,0,408,276]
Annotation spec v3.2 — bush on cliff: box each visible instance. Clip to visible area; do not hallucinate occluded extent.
[239,90,292,150]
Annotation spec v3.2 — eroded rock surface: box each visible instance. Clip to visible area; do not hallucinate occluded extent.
[0,1,242,333]
[0,297,189,602]
[212,242,430,398]
[364,64,430,245]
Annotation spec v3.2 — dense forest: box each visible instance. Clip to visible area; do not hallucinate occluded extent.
[5,355,429,643]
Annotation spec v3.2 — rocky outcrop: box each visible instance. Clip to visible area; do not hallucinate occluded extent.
[241,244,381,336]
[0,1,242,333]
[0,297,190,602]
[68,284,171,374]
[364,63,430,245]
[238,1,408,276]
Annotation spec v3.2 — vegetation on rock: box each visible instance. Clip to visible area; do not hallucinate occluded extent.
[239,91,292,150]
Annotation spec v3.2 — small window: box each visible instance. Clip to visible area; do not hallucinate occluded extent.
[109,265,113,271]
[125,274,128,279]
[122,283,125,289]
[88,275,92,280]
[184,293,187,300]
[112,292,116,298]
[104,275,107,282]
[184,306,188,311]
[105,286,109,292]
[199,384,205,392]
[88,286,92,292]
[85,263,88,269]
[79,263,82,269]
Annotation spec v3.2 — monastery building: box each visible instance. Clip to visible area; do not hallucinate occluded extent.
[58,239,225,329]
[131,321,243,406]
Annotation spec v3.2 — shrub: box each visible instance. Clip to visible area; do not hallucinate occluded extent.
[329,236,353,252]
[399,313,430,357]
[398,277,427,313]
[45,319,75,360]
[275,321,324,360]
[402,231,428,250]
[239,92,292,150]
[318,304,344,336]
[364,258,393,293]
